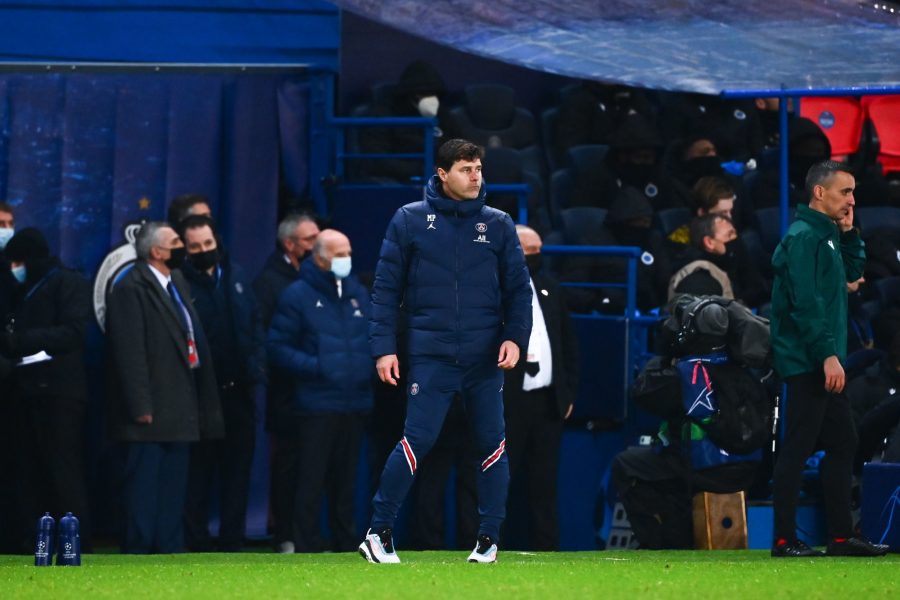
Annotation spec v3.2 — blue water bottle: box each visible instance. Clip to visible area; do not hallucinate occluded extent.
[56,512,81,566]
[34,512,55,566]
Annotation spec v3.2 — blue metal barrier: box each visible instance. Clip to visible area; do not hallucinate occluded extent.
[328,116,437,180]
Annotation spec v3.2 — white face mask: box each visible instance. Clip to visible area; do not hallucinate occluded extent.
[417,95,440,118]
[330,256,352,279]
[0,227,13,250]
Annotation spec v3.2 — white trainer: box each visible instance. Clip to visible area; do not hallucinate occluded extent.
[467,535,498,563]
[358,528,401,564]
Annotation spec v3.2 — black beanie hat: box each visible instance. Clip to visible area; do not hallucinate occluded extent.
[4,227,50,262]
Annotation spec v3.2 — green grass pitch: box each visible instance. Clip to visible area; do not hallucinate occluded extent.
[2,550,898,599]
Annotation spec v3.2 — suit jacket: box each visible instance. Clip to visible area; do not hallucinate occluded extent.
[106,261,223,443]
[504,271,579,418]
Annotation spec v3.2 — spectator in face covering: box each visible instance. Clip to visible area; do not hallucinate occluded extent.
[607,113,674,210]
[750,117,832,210]
[357,60,449,183]
[559,186,671,314]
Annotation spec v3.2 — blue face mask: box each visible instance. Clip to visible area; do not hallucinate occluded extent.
[11,264,26,283]
[0,227,13,250]
[330,256,352,279]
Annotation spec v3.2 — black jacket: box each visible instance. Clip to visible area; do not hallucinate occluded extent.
[1,258,90,398]
[503,271,579,418]
[181,258,266,387]
[253,250,300,330]
[106,261,223,443]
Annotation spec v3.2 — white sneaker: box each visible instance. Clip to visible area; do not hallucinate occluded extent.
[358,528,400,564]
[467,535,498,563]
[275,541,295,554]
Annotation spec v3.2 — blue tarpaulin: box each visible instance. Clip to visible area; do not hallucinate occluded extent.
[332,0,900,94]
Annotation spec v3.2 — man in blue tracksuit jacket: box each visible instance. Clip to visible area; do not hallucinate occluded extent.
[360,139,532,564]
[267,229,373,552]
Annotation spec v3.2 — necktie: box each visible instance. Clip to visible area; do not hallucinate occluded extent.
[166,281,189,333]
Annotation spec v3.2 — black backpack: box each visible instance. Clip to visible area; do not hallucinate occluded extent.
[699,362,772,455]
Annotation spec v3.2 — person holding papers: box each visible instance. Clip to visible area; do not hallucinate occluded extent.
[0,228,92,552]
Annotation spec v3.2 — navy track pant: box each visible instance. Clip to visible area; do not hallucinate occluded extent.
[370,358,509,541]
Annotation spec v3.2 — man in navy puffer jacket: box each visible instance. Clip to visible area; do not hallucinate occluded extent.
[267,229,373,552]
[360,139,532,564]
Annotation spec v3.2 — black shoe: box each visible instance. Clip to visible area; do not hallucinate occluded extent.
[826,536,889,556]
[771,539,825,557]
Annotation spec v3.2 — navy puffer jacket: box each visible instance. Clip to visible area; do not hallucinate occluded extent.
[370,175,532,361]
[266,258,373,415]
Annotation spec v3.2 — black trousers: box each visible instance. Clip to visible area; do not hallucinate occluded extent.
[184,384,256,551]
[773,371,858,541]
[293,412,365,552]
[14,393,91,553]
[270,428,300,546]
[504,387,564,551]
[123,442,189,553]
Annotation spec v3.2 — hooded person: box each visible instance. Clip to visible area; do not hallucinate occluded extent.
[750,116,832,210]
[0,227,93,552]
[358,60,449,183]
[559,186,671,314]
[608,113,674,209]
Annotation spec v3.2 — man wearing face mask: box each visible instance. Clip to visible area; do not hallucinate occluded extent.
[177,215,266,552]
[0,201,15,553]
[669,214,769,308]
[502,225,578,550]
[0,227,92,553]
[252,211,319,553]
[106,221,223,553]
[266,229,373,553]
[357,59,448,183]
[607,113,674,210]
[0,202,15,374]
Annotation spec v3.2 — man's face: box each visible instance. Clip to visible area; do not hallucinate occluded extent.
[288,221,320,258]
[0,210,13,229]
[703,196,735,221]
[439,158,482,201]
[151,227,184,262]
[706,218,737,256]
[316,233,351,270]
[684,139,717,160]
[183,225,217,255]
[815,171,856,221]
[517,228,542,256]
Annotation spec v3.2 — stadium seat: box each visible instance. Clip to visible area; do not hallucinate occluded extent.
[540,106,561,172]
[865,95,900,175]
[548,144,615,225]
[875,275,900,307]
[560,206,608,244]
[855,206,900,235]
[799,96,864,160]
[753,207,796,252]
[483,146,548,229]
[654,207,691,236]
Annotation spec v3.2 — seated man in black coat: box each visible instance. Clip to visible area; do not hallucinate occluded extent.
[0,228,92,551]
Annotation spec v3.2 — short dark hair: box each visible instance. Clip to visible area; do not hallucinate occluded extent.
[167,193,210,226]
[805,160,853,200]
[178,214,217,239]
[691,176,734,214]
[689,214,729,251]
[435,139,484,172]
[0,201,13,216]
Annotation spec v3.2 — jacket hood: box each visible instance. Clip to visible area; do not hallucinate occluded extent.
[611,112,663,150]
[606,186,654,223]
[299,256,339,296]
[423,174,487,217]
[789,117,832,158]
[394,60,446,100]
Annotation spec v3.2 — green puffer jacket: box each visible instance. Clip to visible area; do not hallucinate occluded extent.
[770,204,865,379]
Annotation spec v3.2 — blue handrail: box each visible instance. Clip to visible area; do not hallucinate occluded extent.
[541,244,642,318]
[329,116,437,179]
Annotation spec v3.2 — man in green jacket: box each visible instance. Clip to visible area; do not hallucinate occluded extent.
[770,160,887,557]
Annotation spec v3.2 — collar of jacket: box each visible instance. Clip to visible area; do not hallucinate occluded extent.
[796,204,839,240]
[299,255,343,298]
[264,249,299,277]
[424,174,486,218]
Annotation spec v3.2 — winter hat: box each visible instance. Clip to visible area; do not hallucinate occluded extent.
[4,227,49,262]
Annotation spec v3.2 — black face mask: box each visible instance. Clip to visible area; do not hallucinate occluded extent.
[525,253,542,276]
[681,156,722,185]
[617,163,655,187]
[189,248,219,272]
[612,224,651,247]
[165,247,186,270]
[708,240,739,270]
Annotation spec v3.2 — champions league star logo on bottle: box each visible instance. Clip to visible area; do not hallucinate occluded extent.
[93,221,145,332]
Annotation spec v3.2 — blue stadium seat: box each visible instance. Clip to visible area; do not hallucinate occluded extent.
[560,206,608,244]
[548,144,615,227]
[856,206,900,235]
[541,106,560,172]
[654,207,691,236]
[753,207,796,252]
[875,275,900,307]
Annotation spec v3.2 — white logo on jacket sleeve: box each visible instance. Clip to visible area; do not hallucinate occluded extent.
[827,240,835,250]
